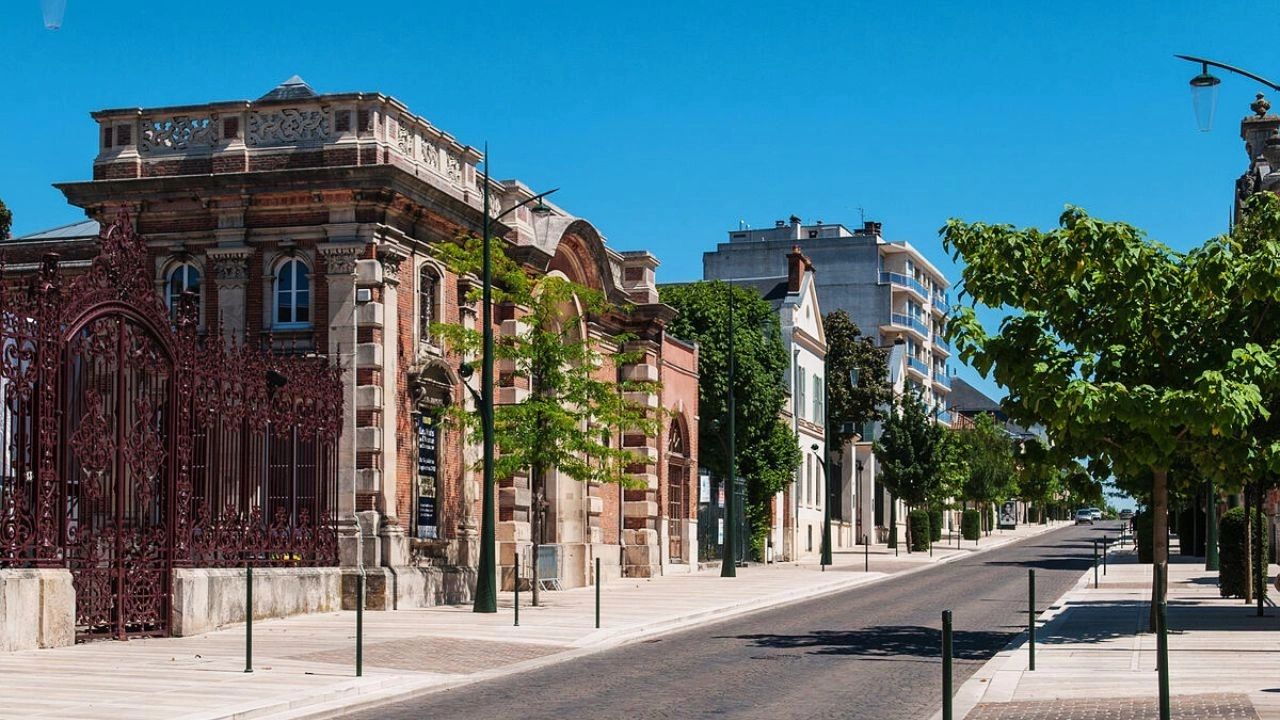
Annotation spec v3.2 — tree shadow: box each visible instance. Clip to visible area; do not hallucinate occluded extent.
[722,625,1016,660]
[985,557,1095,572]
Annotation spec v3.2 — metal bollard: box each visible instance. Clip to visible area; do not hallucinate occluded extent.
[1093,541,1099,588]
[1102,536,1108,575]
[595,557,602,629]
[244,565,253,673]
[942,609,953,720]
[864,535,869,573]
[1155,563,1170,720]
[355,573,364,677]
[514,561,520,627]
[1028,568,1036,671]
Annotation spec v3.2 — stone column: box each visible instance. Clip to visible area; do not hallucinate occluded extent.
[376,248,407,567]
[318,242,366,568]
[205,248,251,343]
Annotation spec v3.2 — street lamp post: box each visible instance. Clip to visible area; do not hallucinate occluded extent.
[472,144,557,614]
[1176,54,1280,132]
[722,281,738,577]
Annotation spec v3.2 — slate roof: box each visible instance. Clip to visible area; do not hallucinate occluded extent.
[258,75,318,101]
[949,376,1003,416]
[7,219,100,243]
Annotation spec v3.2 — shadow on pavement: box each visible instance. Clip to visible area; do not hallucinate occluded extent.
[723,625,1016,660]
[985,557,1095,572]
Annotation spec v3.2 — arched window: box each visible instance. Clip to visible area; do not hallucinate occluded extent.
[273,258,311,328]
[166,262,201,316]
[419,265,438,344]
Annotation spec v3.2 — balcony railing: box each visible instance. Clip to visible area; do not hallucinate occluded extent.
[890,313,931,337]
[932,295,950,315]
[879,272,930,299]
[933,371,951,388]
[934,334,950,352]
[907,356,930,375]
[936,410,952,425]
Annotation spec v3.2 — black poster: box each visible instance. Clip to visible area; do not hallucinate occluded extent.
[417,419,438,480]
[417,496,438,539]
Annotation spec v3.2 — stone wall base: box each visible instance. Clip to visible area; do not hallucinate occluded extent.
[171,567,341,637]
[0,569,74,651]
[341,565,476,610]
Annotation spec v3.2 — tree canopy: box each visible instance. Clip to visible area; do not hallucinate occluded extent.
[0,198,10,241]
[874,390,947,508]
[823,310,892,448]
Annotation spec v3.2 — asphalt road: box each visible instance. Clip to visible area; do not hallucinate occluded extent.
[346,522,1119,720]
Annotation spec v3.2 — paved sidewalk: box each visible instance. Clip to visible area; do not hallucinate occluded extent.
[947,538,1280,720]
[0,521,1064,720]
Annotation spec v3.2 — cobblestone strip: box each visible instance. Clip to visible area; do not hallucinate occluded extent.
[968,692,1259,720]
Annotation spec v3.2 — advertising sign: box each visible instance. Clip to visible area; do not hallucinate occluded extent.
[416,417,439,539]
[999,501,1018,530]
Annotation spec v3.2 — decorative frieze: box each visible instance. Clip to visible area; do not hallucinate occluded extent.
[248,108,330,146]
[140,115,218,152]
[318,244,363,276]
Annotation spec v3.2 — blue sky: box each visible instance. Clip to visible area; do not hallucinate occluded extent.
[0,1,1270,405]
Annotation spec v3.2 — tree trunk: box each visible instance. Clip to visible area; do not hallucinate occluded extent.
[531,464,545,608]
[887,495,898,549]
[1151,467,1169,632]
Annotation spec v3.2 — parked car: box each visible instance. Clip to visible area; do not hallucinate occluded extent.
[1118,509,1134,520]
[1075,509,1095,525]
[1089,508,1103,521]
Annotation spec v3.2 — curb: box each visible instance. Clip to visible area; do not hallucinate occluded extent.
[928,532,1124,720]
[269,522,1071,720]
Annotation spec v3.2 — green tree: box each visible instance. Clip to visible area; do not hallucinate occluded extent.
[951,413,1017,531]
[824,310,892,446]
[943,205,1274,615]
[874,390,946,550]
[0,198,10,240]
[661,281,800,559]
[433,235,660,605]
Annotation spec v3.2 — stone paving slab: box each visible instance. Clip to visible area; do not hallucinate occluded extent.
[970,692,1260,720]
[0,521,1065,720]
[943,542,1280,720]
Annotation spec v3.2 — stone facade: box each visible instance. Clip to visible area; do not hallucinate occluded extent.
[7,77,699,618]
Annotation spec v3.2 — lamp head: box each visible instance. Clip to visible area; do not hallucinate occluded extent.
[1189,63,1222,132]
[458,362,475,380]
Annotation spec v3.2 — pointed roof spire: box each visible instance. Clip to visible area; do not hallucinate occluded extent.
[259,75,318,101]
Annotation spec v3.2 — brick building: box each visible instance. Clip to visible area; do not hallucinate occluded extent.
[4,76,699,618]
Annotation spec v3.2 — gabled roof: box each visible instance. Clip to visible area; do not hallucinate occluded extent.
[949,377,1003,415]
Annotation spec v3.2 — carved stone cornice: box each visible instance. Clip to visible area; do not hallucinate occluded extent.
[318,242,365,276]
[377,246,410,285]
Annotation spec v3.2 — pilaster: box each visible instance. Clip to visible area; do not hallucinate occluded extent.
[205,248,251,343]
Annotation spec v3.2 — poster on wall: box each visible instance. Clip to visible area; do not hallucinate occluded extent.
[416,417,439,539]
[999,501,1018,530]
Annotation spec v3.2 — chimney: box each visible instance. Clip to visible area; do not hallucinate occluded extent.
[790,214,803,240]
[860,220,882,237]
[775,220,785,228]
[786,245,814,292]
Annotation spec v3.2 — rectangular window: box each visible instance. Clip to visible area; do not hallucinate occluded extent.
[813,376,824,426]
[796,366,807,422]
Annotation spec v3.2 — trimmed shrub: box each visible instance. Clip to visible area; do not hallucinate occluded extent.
[961,509,981,541]
[929,507,944,542]
[1135,510,1153,563]
[1219,506,1269,600]
[908,509,931,552]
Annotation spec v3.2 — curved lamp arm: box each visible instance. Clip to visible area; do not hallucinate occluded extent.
[1175,54,1280,92]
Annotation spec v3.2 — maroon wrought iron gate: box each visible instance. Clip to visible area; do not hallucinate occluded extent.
[64,313,174,638]
[0,210,343,641]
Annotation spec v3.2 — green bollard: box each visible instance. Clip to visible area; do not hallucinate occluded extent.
[1156,563,1170,720]
[1103,536,1108,576]
[355,573,364,677]
[1028,568,1036,671]
[244,565,253,674]
[942,609,953,720]
[595,557,602,629]
[1093,541,1099,588]
[864,535,869,573]
[514,562,520,627]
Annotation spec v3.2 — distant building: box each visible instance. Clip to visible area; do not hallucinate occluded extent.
[705,217,951,545]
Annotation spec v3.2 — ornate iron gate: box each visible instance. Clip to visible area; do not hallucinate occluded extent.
[0,209,343,641]
[64,314,174,638]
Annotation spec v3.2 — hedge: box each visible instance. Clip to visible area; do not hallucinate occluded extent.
[908,509,931,552]
[961,508,981,541]
[929,507,944,542]
[1219,506,1269,601]
[1134,510,1153,564]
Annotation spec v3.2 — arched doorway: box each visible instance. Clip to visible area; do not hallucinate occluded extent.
[667,419,689,563]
